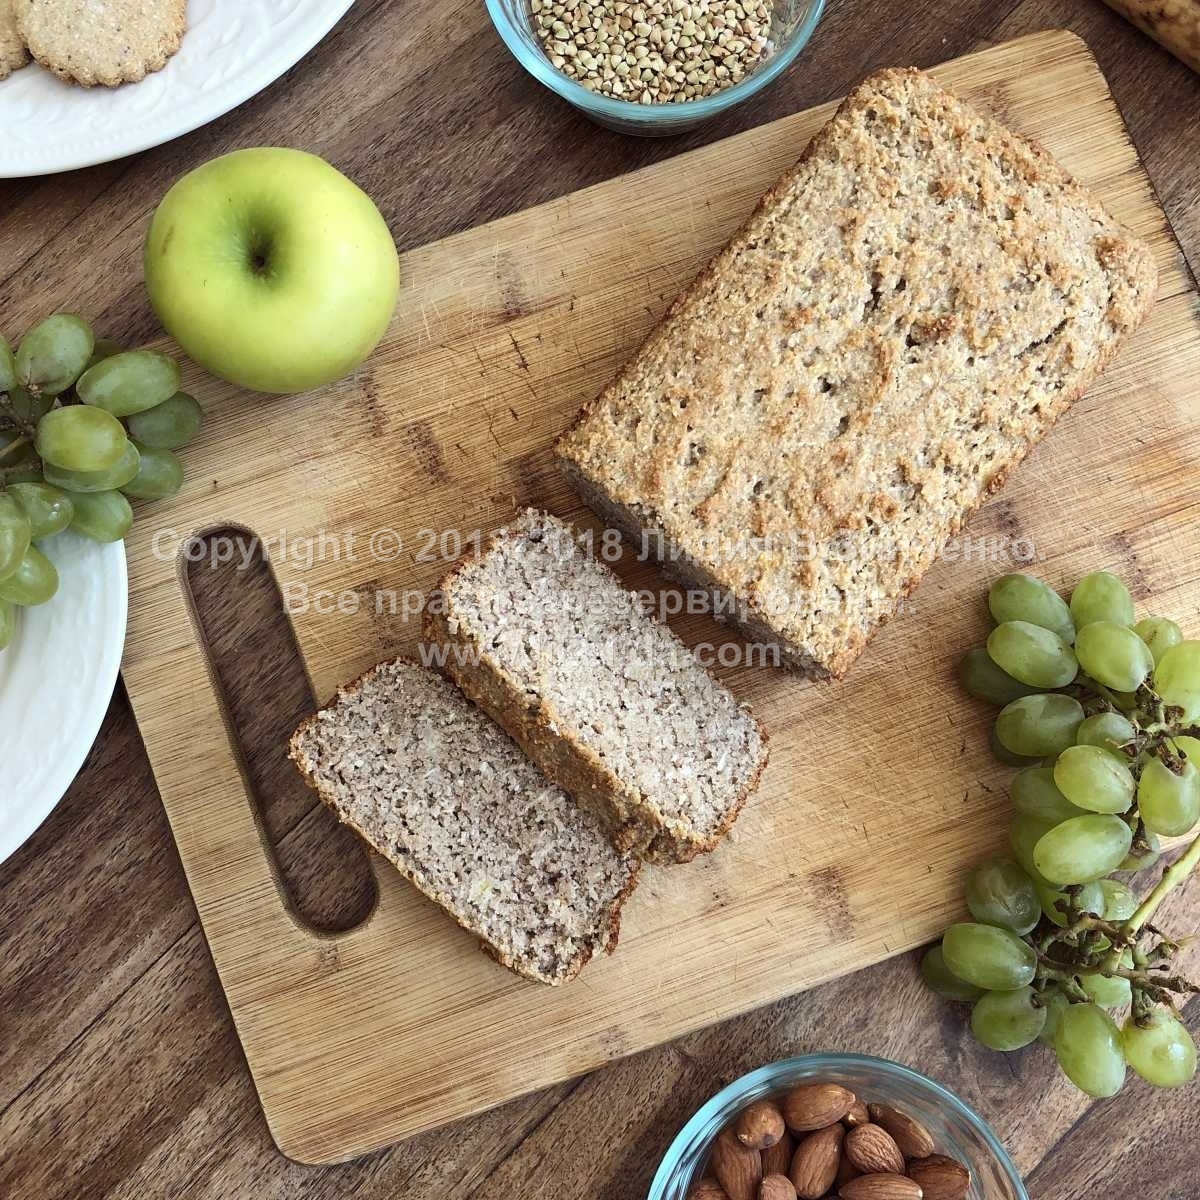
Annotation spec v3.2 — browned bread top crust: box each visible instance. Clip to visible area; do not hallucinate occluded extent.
[558,68,1157,678]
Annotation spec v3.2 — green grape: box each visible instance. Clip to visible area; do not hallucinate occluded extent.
[970,985,1047,1051]
[69,490,133,543]
[1010,813,1056,887]
[1055,1002,1126,1097]
[920,945,984,1002]
[43,441,140,493]
[1012,767,1087,823]
[122,442,183,500]
[7,482,74,539]
[1137,755,1200,837]
[1038,987,1069,1046]
[0,332,15,392]
[1036,879,1104,927]
[988,573,1075,643]
[35,405,128,472]
[15,314,94,396]
[76,349,181,417]
[125,391,202,450]
[966,858,1040,934]
[1135,616,1183,666]
[996,693,1084,758]
[987,620,1077,688]
[1070,571,1134,629]
[0,545,59,606]
[941,922,1037,991]
[1155,641,1200,723]
[1052,745,1135,815]
[1080,971,1132,1010]
[959,646,1041,706]
[86,338,123,369]
[1122,1010,1198,1088]
[1075,712,1135,758]
[0,493,33,583]
[1075,621,1153,692]
[0,597,14,650]
[1033,814,1133,884]
[1099,879,1138,923]
[990,727,1042,767]
[1118,831,1161,872]
[8,385,54,423]
[1173,734,1200,764]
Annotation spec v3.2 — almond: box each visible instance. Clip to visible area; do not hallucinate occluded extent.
[689,1181,732,1200]
[781,1082,856,1132]
[759,1175,798,1200]
[762,1131,795,1178]
[710,1127,763,1200]
[835,1154,862,1187]
[845,1124,906,1175]
[843,1099,871,1128]
[868,1104,936,1161]
[838,1173,924,1200]
[907,1153,970,1200]
[736,1100,787,1150]
[789,1122,844,1200]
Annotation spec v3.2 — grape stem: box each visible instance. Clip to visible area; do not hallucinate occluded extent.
[1124,833,1200,936]
[0,434,29,463]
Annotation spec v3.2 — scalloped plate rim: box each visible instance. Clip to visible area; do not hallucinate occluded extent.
[0,535,127,866]
[0,0,357,178]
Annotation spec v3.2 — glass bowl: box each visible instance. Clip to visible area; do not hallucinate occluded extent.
[485,0,826,136]
[648,1053,1029,1199]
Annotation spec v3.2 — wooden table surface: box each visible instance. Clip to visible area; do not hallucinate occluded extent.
[2,2,1198,1197]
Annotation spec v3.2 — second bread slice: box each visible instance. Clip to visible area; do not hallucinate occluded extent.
[426,509,769,863]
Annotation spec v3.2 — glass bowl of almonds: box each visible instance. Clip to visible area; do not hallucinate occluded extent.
[486,0,826,135]
[648,1053,1028,1200]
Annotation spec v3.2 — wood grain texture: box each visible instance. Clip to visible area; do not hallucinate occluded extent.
[1,0,1199,1196]
[108,27,1200,1164]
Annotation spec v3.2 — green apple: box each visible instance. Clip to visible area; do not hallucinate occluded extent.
[144,148,399,395]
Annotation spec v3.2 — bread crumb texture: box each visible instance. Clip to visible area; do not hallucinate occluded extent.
[290,659,640,986]
[14,0,187,86]
[558,68,1157,679]
[431,509,768,862]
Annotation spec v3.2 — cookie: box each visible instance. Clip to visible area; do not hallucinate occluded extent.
[0,0,30,81]
[14,0,187,87]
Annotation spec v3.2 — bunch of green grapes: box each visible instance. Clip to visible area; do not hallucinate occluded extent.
[924,570,1200,1098]
[0,314,202,650]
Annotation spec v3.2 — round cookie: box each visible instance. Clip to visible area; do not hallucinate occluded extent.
[0,0,30,81]
[14,0,187,87]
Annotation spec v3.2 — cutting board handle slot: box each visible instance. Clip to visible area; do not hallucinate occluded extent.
[179,523,378,938]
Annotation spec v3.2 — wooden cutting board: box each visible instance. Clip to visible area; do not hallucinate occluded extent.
[121,29,1200,1164]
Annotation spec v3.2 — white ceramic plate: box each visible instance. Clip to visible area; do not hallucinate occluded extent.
[0,534,127,865]
[0,0,356,178]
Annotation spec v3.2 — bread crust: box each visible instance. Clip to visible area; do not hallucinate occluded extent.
[426,517,769,865]
[289,657,640,986]
[556,67,1159,681]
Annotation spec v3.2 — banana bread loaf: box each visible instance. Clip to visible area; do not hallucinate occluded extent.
[557,67,1157,679]
[426,509,769,863]
[289,658,640,985]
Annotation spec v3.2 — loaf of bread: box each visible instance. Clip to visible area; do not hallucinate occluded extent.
[289,658,640,985]
[557,68,1157,679]
[426,509,769,863]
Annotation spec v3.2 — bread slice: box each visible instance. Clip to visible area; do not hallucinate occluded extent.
[425,509,769,864]
[289,658,640,986]
[557,67,1158,679]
